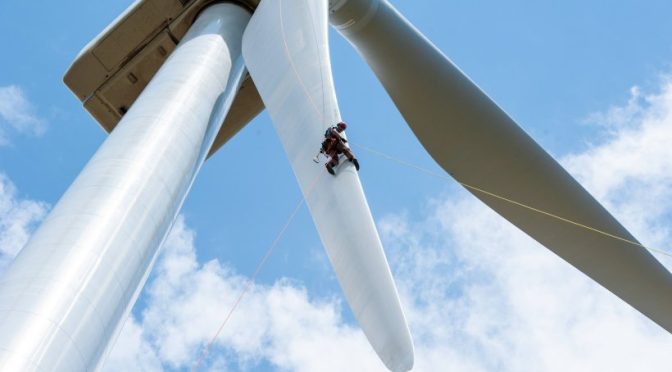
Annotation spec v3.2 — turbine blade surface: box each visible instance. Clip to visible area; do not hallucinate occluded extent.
[330,0,672,332]
[242,1,413,370]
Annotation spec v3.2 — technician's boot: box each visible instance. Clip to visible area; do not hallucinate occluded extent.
[351,158,360,171]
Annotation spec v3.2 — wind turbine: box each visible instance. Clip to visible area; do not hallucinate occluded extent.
[0,1,670,372]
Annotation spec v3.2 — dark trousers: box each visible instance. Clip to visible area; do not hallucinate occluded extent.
[326,140,354,167]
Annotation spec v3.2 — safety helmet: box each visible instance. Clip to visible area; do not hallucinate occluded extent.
[336,122,347,130]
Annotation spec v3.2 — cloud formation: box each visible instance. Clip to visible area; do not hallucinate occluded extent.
[104,216,382,372]
[564,77,672,249]
[0,85,46,145]
[0,173,49,274]
[105,75,672,371]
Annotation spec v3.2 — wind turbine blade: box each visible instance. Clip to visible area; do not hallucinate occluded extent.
[242,0,413,370]
[331,0,672,332]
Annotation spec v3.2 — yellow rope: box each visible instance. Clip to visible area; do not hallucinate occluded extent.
[352,143,672,259]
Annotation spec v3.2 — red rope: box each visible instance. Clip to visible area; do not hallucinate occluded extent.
[191,172,323,371]
[192,2,334,368]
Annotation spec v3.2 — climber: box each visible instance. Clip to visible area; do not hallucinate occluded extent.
[319,121,359,175]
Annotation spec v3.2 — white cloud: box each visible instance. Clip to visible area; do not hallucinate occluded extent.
[0,173,49,274]
[564,77,672,248]
[393,75,672,371]
[103,317,163,372]
[383,197,672,372]
[105,217,383,372]
[106,74,672,372]
[0,85,46,145]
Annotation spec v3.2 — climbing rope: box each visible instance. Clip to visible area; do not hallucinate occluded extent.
[191,171,324,371]
[352,142,672,259]
[191,142,669,369]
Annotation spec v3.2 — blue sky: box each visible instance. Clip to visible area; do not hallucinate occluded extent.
[2,1,672,371]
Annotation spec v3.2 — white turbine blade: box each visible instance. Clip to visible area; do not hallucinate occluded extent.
[242,1,413,371]
[331,0,672,333]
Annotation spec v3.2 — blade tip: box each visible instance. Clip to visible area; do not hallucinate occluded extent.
[384,350,414,372]
[380,338,414,372]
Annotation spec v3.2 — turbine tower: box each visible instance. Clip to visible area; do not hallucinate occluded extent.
[1,0,671,371]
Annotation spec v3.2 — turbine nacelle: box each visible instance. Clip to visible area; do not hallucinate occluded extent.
[64,0,263,157]
[62,0,373,156]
